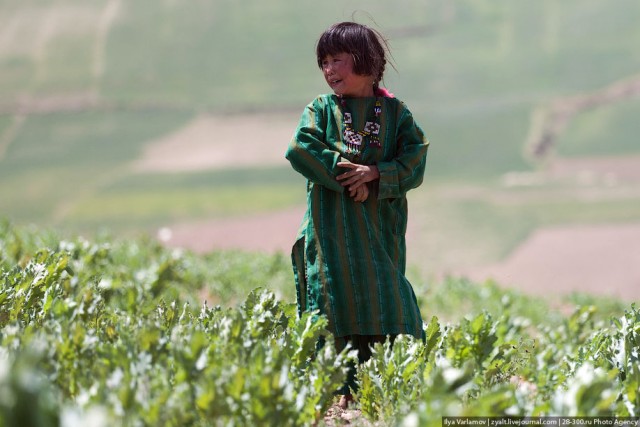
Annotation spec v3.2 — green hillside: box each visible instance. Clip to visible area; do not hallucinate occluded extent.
[1,0,639,276]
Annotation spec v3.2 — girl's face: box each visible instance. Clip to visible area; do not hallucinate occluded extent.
[321,53,374,97]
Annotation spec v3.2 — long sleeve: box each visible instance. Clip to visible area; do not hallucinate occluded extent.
[285,98,345,193]
[377,107,429,199]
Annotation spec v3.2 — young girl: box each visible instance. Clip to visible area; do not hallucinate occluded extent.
[285,21,429,408]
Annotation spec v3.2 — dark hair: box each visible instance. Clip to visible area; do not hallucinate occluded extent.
[316,22,389,91]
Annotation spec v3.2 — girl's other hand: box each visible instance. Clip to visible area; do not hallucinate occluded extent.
[350,183,369,202]
[337,161,380,191]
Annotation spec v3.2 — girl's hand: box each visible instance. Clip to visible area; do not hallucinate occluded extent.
[350,183,369,202]
[337,161,380,191]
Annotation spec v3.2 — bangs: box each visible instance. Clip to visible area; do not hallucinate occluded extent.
[316,28,353,67]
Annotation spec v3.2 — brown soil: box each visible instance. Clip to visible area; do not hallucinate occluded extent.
[467,222,640,301]
[161,207,305,254]
[549,155,640,184]
[132,112,299,173]
[468,154,640,301]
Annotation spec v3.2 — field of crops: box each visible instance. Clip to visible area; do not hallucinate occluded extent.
[1,221,638,426]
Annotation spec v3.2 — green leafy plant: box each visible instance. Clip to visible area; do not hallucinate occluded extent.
[1,222,639,426]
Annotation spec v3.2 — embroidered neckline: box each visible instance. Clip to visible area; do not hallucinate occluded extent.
[339,96,382,156]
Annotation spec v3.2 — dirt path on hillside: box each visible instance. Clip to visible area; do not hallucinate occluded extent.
[132,112,298,172]
[93,0,121,83]
[526,74,640,161]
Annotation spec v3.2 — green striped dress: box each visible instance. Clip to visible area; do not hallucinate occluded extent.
[285,94,429,341]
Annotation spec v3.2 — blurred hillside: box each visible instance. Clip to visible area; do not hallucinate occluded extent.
[1,0,640,298]
[2,1,639,171]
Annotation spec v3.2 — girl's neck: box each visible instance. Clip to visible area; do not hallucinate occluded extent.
[338,87,375,98]
[338,87,394,99]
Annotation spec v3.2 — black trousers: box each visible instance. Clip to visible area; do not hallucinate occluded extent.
[334,334,396,395]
